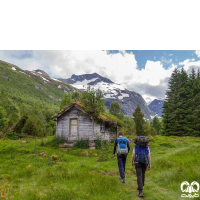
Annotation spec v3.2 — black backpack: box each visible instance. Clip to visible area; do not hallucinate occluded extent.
[134,136,149,147]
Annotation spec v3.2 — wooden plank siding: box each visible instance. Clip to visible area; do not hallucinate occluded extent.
[78,115,93,140]
[55,106,116,142]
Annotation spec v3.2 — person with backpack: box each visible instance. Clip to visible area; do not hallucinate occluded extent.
[113,132,130,184]
[132,136,151,197]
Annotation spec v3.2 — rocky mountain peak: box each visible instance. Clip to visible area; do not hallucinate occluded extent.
[59,73,152,118]
[33,69,49,77]
[148,99,164,117]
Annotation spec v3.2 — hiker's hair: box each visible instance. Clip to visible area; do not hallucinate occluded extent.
[118,132,124,136]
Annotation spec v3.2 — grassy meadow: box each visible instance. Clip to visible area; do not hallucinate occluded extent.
[0,135,200,200]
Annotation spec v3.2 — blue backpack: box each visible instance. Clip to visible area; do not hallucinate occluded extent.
[134,145,149,164]
[117,137,128,154]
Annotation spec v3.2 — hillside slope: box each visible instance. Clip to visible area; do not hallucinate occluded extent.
[0,60,75,113]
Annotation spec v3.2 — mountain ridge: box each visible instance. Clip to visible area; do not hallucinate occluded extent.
[60,73,153,118]
[0,59,156,119]
[148,99,164,117]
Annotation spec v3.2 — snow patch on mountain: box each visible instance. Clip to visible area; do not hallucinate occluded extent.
[71,77,129,100]
[12,67,16,71]
[51,78,62,82]
[19,71,30,77]
[41,76,49,82]
[61,73,152,118]
[118,93,129,100]
[104,93,116,99]
[148,99,164,117]
[71,78,99,89]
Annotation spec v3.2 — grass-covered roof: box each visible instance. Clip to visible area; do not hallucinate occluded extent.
[52,101,124,126]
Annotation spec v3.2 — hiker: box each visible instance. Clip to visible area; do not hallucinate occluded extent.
[113,132,130,184]
[132,136,151,198]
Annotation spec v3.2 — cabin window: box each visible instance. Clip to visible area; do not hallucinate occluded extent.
[100,122,105,132]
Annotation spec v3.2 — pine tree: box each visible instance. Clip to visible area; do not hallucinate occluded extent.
[163,67,200,136]
[192,69,200,136]
[163,68,190,136]
[187,68,198,135]
[163,68,180,135]
[175,68,191,135]
[132,104,145,136]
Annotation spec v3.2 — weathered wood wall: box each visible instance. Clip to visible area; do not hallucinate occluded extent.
[56,106,116,141]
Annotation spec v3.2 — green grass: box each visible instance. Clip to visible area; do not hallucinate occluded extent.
[0,135,200,200]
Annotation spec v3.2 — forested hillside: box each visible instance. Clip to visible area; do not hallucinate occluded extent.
[0,60,75,135]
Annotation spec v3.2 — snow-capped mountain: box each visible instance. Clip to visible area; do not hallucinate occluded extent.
[33,69,50,77]
[148,99,164,117]
[60,73,153,118]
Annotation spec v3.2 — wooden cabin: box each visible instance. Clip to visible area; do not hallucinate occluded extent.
[52,102,123,148]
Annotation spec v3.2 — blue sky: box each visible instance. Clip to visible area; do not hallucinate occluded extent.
[108,50,199,70]
[0,50,200,103]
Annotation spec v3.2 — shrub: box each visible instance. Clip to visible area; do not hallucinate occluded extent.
[44,137,60,148]
[21,115,45,136]
[44,136,65,148]
[7,132,19,140]
[94,137,102,149]
[46,120,56,136]
[40,138,45,146]
[74,139,89,149]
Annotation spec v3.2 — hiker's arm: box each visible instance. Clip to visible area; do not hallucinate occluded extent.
[132,154,135,166]
[113,139,117,157]
[148,154,151,169]
[127,142,130,153]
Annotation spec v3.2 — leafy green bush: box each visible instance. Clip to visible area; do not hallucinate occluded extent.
[74,139,89,149]
[44,136,65,148]
[94,137,102,149]
[40,138,45,146]
[46,120,56,136]
[21,115,45,136]
[12,114,28,133]
[7,132,19,140]
[44,137,60,148]
[95,137,109,150]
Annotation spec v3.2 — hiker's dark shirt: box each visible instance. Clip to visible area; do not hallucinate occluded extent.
[113,138,130,154]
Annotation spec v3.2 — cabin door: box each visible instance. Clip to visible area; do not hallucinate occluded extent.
[70,119,78,140]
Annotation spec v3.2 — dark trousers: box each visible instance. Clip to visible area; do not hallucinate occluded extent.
[135,163,147,191]
[117,154,127,179]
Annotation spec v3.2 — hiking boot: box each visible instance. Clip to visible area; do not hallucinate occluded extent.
[138,191,143,197]
[121,178,125,184]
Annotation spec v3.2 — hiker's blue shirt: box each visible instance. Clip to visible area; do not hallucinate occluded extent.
[113,137,130,154]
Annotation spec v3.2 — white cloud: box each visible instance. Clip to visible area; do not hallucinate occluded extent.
[178,58,200,74]
[196,50,200,58]
[160,56,172,65]
[142,94,157,104]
